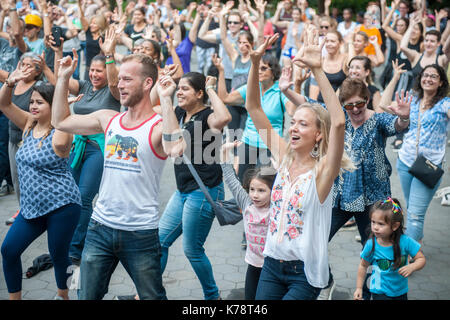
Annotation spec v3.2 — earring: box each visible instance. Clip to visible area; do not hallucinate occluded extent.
[310,142,320,159]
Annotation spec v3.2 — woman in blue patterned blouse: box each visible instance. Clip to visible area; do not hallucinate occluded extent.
[396,64,449,243]
[0,65,81,300]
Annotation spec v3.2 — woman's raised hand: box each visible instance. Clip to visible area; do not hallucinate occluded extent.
[57,49,78,79]
[157,74,177,98]
[279,67,294,92]
[392,59,406,78]
[99,26,117,55]
[387,89,412,119]
[212,53,224,72]
[293,26,323,69]
[249,33,279,62]
[205,76,217,89]
[8,64,33,84]
[220,140,242,164]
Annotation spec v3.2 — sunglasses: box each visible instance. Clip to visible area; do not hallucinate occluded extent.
[259,66,271,72]
[343,100,366,110]
[320,25,329,29]
[375,256,407,271]
[422,73,439,80]
[228,21,241,25]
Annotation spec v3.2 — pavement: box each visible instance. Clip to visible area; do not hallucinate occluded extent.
[0,137,449,300]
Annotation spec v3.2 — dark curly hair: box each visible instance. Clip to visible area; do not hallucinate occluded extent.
[261,53,281,81]
[413,64,449,108]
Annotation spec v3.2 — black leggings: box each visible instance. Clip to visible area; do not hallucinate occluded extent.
[245,264,262,300]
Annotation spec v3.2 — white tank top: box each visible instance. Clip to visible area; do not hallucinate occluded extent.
[92,112,167,231]
[263,165,333,288]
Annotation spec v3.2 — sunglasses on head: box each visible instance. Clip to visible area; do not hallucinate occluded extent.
[343,100,367,110]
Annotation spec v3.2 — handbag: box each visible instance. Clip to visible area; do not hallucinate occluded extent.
[408,107,444,189]
[182,154,243,226]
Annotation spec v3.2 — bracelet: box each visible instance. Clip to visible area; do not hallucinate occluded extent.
[105,60,115,65]
[205,85,216,91]
[163,132,183,142]
[5,78,15,88]
[398,117,410,123]
[9,8,16,12]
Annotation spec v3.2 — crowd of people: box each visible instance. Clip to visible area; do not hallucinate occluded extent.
[0,0,449,301]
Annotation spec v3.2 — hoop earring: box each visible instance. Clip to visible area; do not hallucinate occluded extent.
[310,142,320,159]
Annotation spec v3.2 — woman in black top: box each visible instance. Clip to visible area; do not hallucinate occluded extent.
[158,72,231,300]
[78,1,108,80]
[123,7,148,45]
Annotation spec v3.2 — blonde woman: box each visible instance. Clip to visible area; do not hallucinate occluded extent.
[245,28,351,299]
[78,0,108,79]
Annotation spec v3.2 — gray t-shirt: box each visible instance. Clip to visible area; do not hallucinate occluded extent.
[0,38,22,73]
[72,80,121,115]
[214,30,239,80]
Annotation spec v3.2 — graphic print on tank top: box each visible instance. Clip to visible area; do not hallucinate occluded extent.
[104,129,142,173]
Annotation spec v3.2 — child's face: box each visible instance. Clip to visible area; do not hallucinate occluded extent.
[249,178,272,208]
[371,210,398,240]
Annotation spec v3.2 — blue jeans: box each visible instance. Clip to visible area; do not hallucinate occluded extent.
[1,203,80,293]
[69,143,104,260]
[255,257,321,300]
[159,183,224,300]
[0,113,12,185]
[79,219,167,300]
[396,158,442,241]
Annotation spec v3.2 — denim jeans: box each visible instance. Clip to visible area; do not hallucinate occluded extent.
[1,203,80,293]
[255,257,321,300]
[79,219,167,300]
[159,183,224,300]
[396,158,442,241]
[69,143,104,260]
[0,114,12,185]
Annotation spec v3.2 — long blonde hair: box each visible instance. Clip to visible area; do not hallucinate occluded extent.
[281,103,355,172]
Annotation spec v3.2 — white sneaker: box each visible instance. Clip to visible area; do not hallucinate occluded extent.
[434,187,450,207]
[317,280,335,300]
[442,193,450,206]
[355,235,361,242]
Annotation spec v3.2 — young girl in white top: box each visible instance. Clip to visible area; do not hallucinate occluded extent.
[220,141,276,300]
[354,198,426,300]
[245,27,353,300]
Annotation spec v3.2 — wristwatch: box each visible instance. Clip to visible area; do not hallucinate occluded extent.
[105,55,114,60]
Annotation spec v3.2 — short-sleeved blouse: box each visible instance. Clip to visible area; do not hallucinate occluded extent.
[333,112,400,212]
[398,96,449,167]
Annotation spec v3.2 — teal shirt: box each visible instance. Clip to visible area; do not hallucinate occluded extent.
[361,234,421,297]
[237,81,288,149]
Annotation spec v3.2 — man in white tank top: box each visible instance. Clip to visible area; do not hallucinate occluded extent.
[52,53,185,300]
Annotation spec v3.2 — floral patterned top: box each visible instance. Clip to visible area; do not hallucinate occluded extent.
[263,165,333,288]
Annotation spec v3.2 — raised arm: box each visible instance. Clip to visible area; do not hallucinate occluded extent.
[246,33,287,164]
[400,15,421,64]
[77,0,89,32]
[212,53,245,106]
[49,37,80,95]
[369,35,385,67]
[99,26,120,100]
[8,0,27,53]
[188,9,201,44]
[278,65,311,107]
[271,1,289,29]
[52,54,116,135]
[156,74,185,158]
[382,1,403,43]
[198,8,219,44]
[0,66,33,131]
[293,26,346,203]
[205,76,232,131]
[219,8,239,64]
[378,59,406,113]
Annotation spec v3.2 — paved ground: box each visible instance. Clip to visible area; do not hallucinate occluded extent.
[0,137,449,300]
